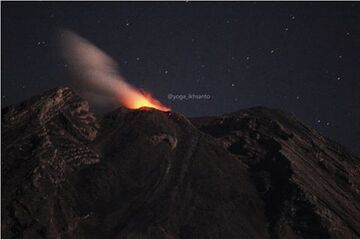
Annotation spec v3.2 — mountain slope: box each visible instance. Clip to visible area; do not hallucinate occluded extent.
[192,107,360,239]
[2,88,267,239]
[2,88,359,239]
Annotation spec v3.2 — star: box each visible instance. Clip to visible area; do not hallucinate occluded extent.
[337,76,341,81]
[125,21,130,27]
[164,70,168,74]
[201,64,206,68]
[37,41,46,46]
[231,56,236,60]
[231,83,235,87]
[296,96,300,100]
[136,57,140,61]
[245,56,250,60]
[270,49,275,54]
[291,15,296,20]
[226,19,230,24]
[317,119,321,123]
[326,122,331,126]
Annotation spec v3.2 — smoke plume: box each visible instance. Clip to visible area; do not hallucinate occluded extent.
[60,30,170,111]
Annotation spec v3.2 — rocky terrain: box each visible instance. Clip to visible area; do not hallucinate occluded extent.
[2,87,359,239]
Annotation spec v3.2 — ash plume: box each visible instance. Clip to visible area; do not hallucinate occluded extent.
[60,30,169,111]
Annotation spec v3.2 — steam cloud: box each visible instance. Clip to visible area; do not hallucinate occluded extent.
[61,30,169,111]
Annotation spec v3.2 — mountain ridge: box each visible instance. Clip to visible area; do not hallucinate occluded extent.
[2,87,359,239]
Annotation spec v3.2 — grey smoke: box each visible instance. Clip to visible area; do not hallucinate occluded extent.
[60,30,144,107]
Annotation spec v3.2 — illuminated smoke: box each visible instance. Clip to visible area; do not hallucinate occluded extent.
[61,30,170,111]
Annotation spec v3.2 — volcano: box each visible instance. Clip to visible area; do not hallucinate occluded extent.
[2,87,359,239]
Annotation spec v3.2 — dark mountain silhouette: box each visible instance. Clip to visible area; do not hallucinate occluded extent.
[2,88,359,239]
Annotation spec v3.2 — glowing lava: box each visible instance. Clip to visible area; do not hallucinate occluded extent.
[118,89,170,112]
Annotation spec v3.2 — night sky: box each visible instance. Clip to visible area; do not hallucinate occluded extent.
[2,2,360,153]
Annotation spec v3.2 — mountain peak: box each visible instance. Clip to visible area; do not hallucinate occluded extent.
[2,88,359,239]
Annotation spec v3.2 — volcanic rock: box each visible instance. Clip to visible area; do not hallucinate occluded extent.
[2,88,359,239]
[191,107,360,239]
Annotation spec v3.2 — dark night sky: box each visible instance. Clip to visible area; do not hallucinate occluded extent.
[2,2,360,153]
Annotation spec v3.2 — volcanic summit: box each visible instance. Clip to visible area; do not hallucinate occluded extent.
[2,87,359,239]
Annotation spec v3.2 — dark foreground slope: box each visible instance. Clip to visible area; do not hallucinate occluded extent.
[191,108,360,239]
[2,88,359,239]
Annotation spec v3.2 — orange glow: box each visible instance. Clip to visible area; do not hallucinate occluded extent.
[61,30,170,112]
[119,90,170,112]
